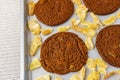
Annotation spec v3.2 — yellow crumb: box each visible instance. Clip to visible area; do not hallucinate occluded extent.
[30,58,41,70]
[54,77,63,80]
[104,70,120,80]
[70,75,80,80]
[72,0,82,5]
[71,25,82,32]
[75,4,88,22]
[81,21,99,30]
[98,68,106,74]
[57,26,71,32]
[41,28,53,35]
[81,28,96,37]
[87,58,97,71]
[28,19,41,35]
[70,19,80,26]
[116,11,120,19]
[85,36,94,50]
[36,75,50,80]
[102,15,116,26]
[28,1,35,16]
[90,12,102,26]
[30,35,42,56]
[78,67,86,80]
[96,58,108,69]
[87,71,100,80]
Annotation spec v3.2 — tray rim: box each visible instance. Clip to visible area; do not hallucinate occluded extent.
[20,0,120,80]
[20,0,29,80]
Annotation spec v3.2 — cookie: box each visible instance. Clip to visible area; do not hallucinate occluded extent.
[40,32,88,74]
[83,0,120,15]
[96,25,120,67]
[34,0,74,26]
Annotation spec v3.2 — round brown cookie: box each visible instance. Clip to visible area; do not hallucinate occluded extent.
[40,32,88,74]
[34,0,74,26]
[83,0,120,15]
[96,25,120,67]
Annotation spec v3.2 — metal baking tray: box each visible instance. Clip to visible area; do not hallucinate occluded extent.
[20,0,120,80]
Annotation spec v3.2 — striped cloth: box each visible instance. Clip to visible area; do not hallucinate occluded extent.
[0,0,20,80]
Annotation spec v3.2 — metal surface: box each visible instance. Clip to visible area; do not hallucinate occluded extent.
[20,0,29,80]
[20,0,120,80]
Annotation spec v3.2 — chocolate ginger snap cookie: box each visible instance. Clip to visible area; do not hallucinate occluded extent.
[34,0,74,26]
[96,25,120,67]
[83,0,120,15]
[40,32,88,74]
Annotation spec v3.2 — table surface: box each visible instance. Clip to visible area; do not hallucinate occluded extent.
[0,0,20,80]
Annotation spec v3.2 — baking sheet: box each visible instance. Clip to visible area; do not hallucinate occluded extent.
[20,0,120,80]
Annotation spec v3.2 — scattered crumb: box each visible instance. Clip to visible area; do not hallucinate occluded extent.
[72,0,82,5]
[70,75,80,80]
[116,11,120,19]
[41,28,53,35]
[98,68,106,74]
[85,36,94,50]
[102,15,116,26]
[90,12,102,26]
[96,58,108,69]
[87,58,96,71]
[30,35,42,56]
[36,75,50,80]
[103,70,120,80]
[75,4,88,21]
[78,67,86,80]
[28,19,41,35]
[54,77,63,80]
[30,58,41,70]
[57,26,71,32]
[28,1,35,16]
[87,71,100,80]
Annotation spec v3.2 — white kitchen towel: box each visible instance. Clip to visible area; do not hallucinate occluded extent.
[0,0,20,80]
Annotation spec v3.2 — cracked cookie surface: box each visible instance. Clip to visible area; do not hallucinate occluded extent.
[34,0,74,26]
[96,25,120,67]
[40,32,88,74]
[83,0,120,15]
